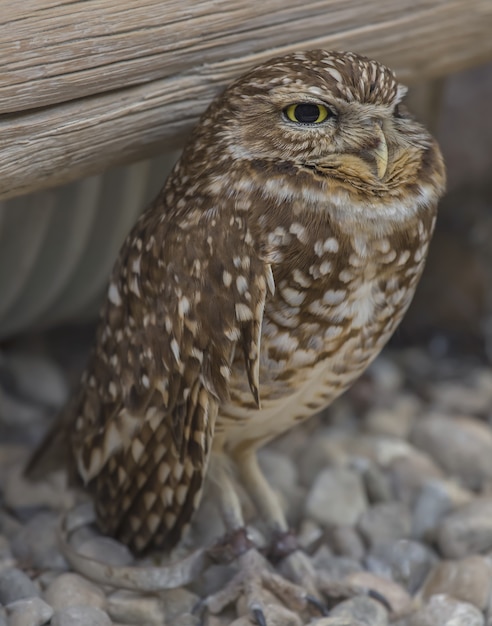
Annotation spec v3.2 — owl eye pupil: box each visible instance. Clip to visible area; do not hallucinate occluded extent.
[293,104,321,123]
[285,103,330,124]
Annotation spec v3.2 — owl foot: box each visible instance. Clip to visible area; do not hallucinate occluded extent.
[203,545,327,625]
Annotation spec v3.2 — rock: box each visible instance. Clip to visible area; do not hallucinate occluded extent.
[160,587,200,621]
[361,462,393,504]
[5,598,53,626]
[4,463,74,511]
[297,519,323,552]
[327,525,365,560]
[436,497,492,558]
[298,433,351,486]
[312,548,362,579]
[77,535,134,566]
[235,587,302,626]
[0,607,6,626]
[421,556,492,610]
[44,573,107,611]
[305,468,368,527]
[363,395,420,440]
[410,414,492,489]
[343,571,414,619]
[318,595,388,625]
[388,452,444,505]
[431,381,491,415]
[357,502,412,548]
[10,511,68,570]
[412,479,473,541]
[107,590,166,625]
[407,594,484,626]
[366,539,438,594]
[367,356,403,395]
[50,606,112,626]
[3,352,68,409]
[0,568,40,604]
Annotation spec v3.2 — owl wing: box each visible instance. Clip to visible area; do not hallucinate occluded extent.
[33,206,270,553]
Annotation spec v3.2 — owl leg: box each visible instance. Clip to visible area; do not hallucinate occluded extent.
[202,454,327,624]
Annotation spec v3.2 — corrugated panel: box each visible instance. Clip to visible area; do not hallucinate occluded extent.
[0,153,177,339]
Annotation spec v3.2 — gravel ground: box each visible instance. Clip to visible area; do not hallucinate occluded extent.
[1,335,492,626]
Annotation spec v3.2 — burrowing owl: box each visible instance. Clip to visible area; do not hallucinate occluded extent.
[30,50,445,557]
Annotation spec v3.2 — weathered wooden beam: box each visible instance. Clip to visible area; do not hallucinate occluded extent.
[1,0,491,200]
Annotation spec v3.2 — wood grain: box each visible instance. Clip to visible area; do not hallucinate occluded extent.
[1,0,491,200]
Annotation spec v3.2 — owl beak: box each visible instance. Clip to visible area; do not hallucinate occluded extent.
[372,125,388,179]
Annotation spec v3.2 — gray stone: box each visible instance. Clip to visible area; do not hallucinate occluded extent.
[343,571,413,619]
[387,452,444,505]
[44,573,107,611]
[306,467,368,527]
[77,535,134,566]
[107,590,166,625]
[436,497,492,558]
[366,539,438,594]
[412,479,473,541]
[357,502,412,548]
[51,606,112,626]
[421,556,492,611]
[10,511,68,570]
[4,352,68,409]
[0,568,39,604]
[0,606,6,626]
[319,595,388,625]
[327,525,365,560]
[363,395,419,440]
[312,547,362,579]
[407,594,484,626]
[361,462,393,504]
[5,598,53,626]
[410,414,492,489]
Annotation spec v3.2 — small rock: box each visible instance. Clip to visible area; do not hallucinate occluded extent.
[4,463,74,511]
[298,433,351,485]
[107,590,166,625]
[10,511,68,570]
[320,595,388,625]
[410,414,492,489]
[3,351,68,408]
[327,525,365,560]
[407,594,484,626]
[77,535,134,566]
[436,497,492,558]
[5,598,53,626]
[412,479,473,541]
[160,587,200,620]
[366,539,437,594]
[361,463,393,504]
[358,502,412,548]
[312,548,362,580]
[50,606,112,626]
[306,468,368,527]
[421,556,492,610]
[388,452,444,504]
[44,573,107,611]
[368,356,403,394]
[297,519,323,552]
[363,395,419,439]
[343,571,414,618]
[0,606,6,626]
[431,381,491,415]
[0,568,40,604]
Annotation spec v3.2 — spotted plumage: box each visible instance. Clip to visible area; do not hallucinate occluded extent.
[29,50,445,555]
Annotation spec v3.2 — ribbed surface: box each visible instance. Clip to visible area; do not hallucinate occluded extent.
[0,154,177,339]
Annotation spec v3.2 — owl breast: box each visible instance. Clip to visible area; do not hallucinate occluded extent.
[217,214,432,454]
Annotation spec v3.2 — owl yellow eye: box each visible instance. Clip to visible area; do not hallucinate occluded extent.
[285,103,330,124]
